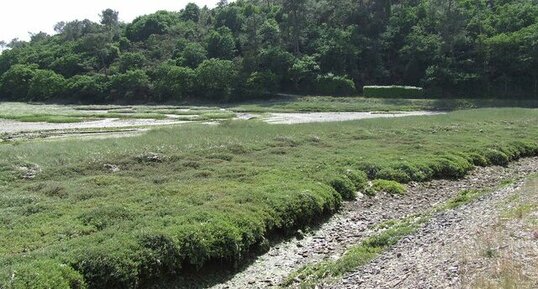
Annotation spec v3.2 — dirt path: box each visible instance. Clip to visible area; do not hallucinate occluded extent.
[331,171,537,288]
[211,157,538,289]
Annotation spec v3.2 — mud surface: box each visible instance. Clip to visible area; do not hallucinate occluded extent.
[0,118,186,134]
[264,111,443,124]
[212,157,538,289]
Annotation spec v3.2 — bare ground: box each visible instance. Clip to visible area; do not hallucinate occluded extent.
[263,111,443,124]
[331,170,537,289]
[212,157,538,289]
[0,118,187,134]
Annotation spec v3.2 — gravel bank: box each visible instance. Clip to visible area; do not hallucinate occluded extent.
[331,167,537,288]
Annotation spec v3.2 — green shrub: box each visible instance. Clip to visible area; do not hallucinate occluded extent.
[375,167,411,183]
[330,176,356,200]
[138,233,184,279]
[1,260,86,289]
[71,240,141,289]
[344,169,368,191]
[371,180,406,195]
[315,74,356,96]
[431,155,473,179]
[484,149,510,166]
[363,85,424,98]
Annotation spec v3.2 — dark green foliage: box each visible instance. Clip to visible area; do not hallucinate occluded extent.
[176,43,207,68]
[484,149,510,166]
[27,69,67,100]
[117,52,146,73]
[153,63,195,101]
[0,64,37,100]
[246,71,279,96]
[125,11,179,42]
[315,74,356,96]
[181,3,200,22]
[195,59,238,100]
[108,70,150,101]
[2,0,536,102]
[206,27,236,60]
[67,74,107,102]
[363,86,424,98]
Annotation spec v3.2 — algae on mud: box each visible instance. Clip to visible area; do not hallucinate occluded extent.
[0,108,538,288]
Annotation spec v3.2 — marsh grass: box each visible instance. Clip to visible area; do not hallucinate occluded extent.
[0,108,537,288]
[230,96,538,113]
[0,102,230,123]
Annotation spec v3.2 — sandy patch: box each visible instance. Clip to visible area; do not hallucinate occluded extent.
[0,118,187,134]
[264,111,443,124]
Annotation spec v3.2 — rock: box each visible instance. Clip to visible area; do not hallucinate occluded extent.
[104,163,120,172]
[296,229,305,240]
[17,163,41,179]
[138,152,165,163]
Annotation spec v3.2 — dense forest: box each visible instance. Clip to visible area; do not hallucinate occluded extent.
[0,0,537,103]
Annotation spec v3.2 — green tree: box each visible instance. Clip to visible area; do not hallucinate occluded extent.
[282,0,307,55]
[27,69,67,100]
[68,74,107,102]
[109,70,151,101]
[153,63,195,101]
[0,64,37,100]
[126,11,179,42]
[246,71,279,96]
[207,27,236,60]
[181,3,201,22]
[118,52,147,73]
[195,59,238,100]
[290,55,319,92]
[177,43,207,68]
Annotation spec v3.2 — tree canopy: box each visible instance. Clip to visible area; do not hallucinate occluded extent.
[1,0,537,103]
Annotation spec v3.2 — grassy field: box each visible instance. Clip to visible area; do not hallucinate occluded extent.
[1,96,538,124]
[0,108,538,288]
[229,96,538,113]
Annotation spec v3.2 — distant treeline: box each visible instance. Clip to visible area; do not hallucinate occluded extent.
[0,0,537,103]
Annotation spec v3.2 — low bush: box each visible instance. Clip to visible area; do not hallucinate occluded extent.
[315,74,356,96]
[1,260,86,289]
[330,176,356,200]
[363,85,424,98]
[344,169,368,191]
[371,180,406,195]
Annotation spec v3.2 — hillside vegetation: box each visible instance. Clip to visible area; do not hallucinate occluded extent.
[1,109,538,288]
[1,0,537,103]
